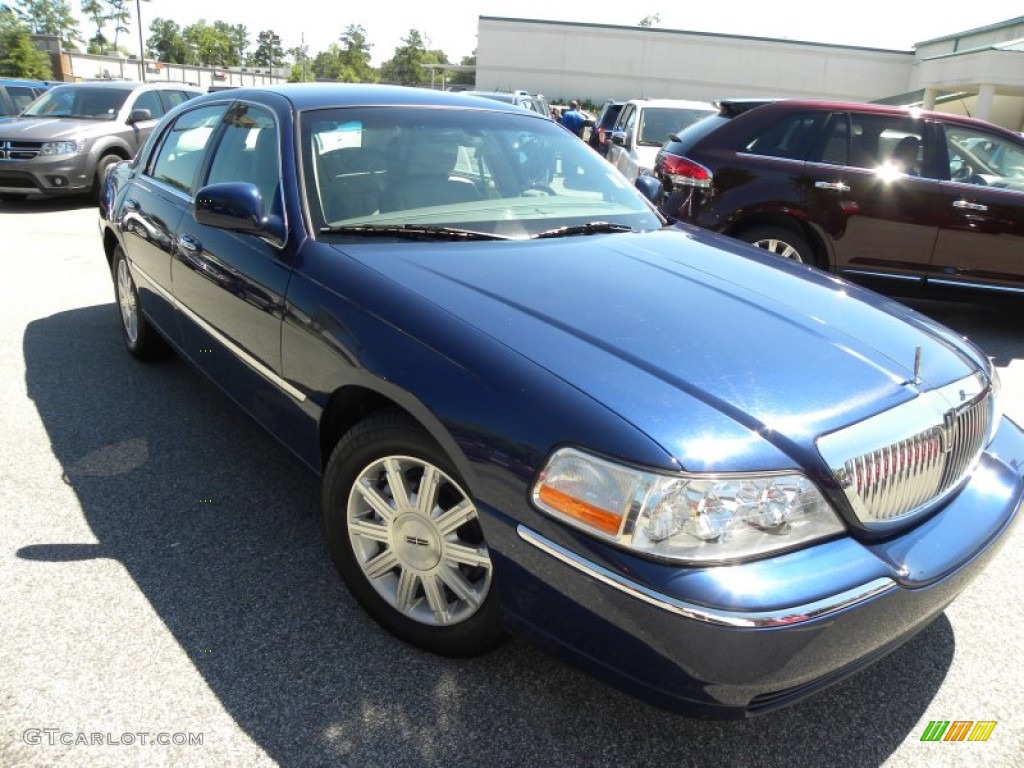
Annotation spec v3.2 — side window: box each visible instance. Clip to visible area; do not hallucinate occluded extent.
[613,105,637,143]
[161,90,194,111]
[846,113,925,176]
[148,104,228,193]
[813,113,849,166]
[8,86,38,112]
[745,111,827,160]
[131,90,164,120]
[205,104,280,213]
[943,125,1024,187]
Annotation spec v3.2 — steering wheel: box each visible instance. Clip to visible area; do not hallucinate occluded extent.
[522,183,557,196]
[951,163,975,182]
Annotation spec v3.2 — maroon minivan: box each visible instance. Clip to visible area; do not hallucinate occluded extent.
[656,100,1024,298]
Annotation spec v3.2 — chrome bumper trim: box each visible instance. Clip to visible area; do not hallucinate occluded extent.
[516,525,896,628]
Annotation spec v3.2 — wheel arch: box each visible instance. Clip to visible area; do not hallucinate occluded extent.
[318,385,469,481]
[725,213,832,270]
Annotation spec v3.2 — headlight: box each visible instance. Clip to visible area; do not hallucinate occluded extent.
[533,447,844,563]
[39,140,86,156]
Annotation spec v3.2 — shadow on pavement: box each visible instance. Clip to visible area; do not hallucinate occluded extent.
[0,195,95,213]
[20,303,957,766]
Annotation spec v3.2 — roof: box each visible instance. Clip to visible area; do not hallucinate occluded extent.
[188,83,531,114]
[915,15,1024,46]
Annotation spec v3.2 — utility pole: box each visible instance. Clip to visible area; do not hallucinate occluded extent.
[135,0,148,82]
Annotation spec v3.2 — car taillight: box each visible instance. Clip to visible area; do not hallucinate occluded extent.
[662,153,712,188]
[597,126,607,145]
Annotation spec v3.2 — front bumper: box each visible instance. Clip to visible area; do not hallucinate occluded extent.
[491,415,1024,717]
[0,153,92,196]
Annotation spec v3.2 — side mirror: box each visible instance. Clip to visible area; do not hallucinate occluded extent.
[610,132,626,146]
[194,182,285,247]
[127,108,153,125]
[634,175,664,206]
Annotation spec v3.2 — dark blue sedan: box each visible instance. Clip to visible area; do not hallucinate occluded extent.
[98,84,1024,717]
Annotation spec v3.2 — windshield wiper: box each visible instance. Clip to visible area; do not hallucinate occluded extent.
[532,221,634,239]
[320,224,510,241]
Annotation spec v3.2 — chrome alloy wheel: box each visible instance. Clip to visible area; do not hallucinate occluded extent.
[751,236,804,262]
[116,258,139,344]
[347,455,492,627]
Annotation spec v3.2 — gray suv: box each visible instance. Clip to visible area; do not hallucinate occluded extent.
[0,81,201,200]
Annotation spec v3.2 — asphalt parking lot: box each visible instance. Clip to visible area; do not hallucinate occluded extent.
[1,197,1021,767]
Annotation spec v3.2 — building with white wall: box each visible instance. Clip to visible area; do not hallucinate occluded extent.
[476,16,1024,131]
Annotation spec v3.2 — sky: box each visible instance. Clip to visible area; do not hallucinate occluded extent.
[77,0,1024,67]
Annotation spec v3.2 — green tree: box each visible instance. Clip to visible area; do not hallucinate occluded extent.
[147,17,188,63]
[336,24,374,82]
[285,43,309,82]
[448,52,475,87]
[12,0,82,49]
[0,6,53,77]
[252,29,283,67]
[638,13,661,27]
[79,0,103,41]
[182,19,247,66]
[215,21,247,66]
[379,29,444,87]
[103,0,129,51]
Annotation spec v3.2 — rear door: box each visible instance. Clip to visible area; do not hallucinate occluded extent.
[803,111,945,283]
[931,123,1024,291]
[118,102,229,344]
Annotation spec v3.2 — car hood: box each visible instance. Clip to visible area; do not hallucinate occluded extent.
[332,227,986,470]
[0,117,118,140]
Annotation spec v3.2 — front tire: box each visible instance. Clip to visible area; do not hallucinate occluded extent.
[323,412,503,657]
[738,225,817,267]
[111,246,169,360]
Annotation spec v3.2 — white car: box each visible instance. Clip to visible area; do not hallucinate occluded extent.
[606,98,715,182]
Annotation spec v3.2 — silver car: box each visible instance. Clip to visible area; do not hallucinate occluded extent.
[0,81,201,201]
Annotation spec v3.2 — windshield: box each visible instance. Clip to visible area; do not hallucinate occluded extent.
[21,86,129,120]
[638,107,715,147]
[302,106,662,241]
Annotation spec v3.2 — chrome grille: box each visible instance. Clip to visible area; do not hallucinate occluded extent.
[817,372,993,530]
[0,140,43,160]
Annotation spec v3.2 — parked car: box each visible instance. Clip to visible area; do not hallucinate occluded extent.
[0,77,53,117]
[98,84,1023,717]
[606,98,715,181]
[463,89,551,118]
[588,98,624,156]
[656,99,1024,298]
[0,80,201,200]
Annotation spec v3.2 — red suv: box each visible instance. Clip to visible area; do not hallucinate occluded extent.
[656,100,1024,298]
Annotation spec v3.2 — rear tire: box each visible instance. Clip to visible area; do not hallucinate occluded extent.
[738,225,818,267]
[111,246,170,360]
[323,411,504,657]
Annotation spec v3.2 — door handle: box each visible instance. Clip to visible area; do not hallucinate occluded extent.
[953,200,988,212]
[814,181,851,192]
[177,234,202,254]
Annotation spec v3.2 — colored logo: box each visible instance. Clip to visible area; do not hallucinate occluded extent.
[920,721,997,742]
